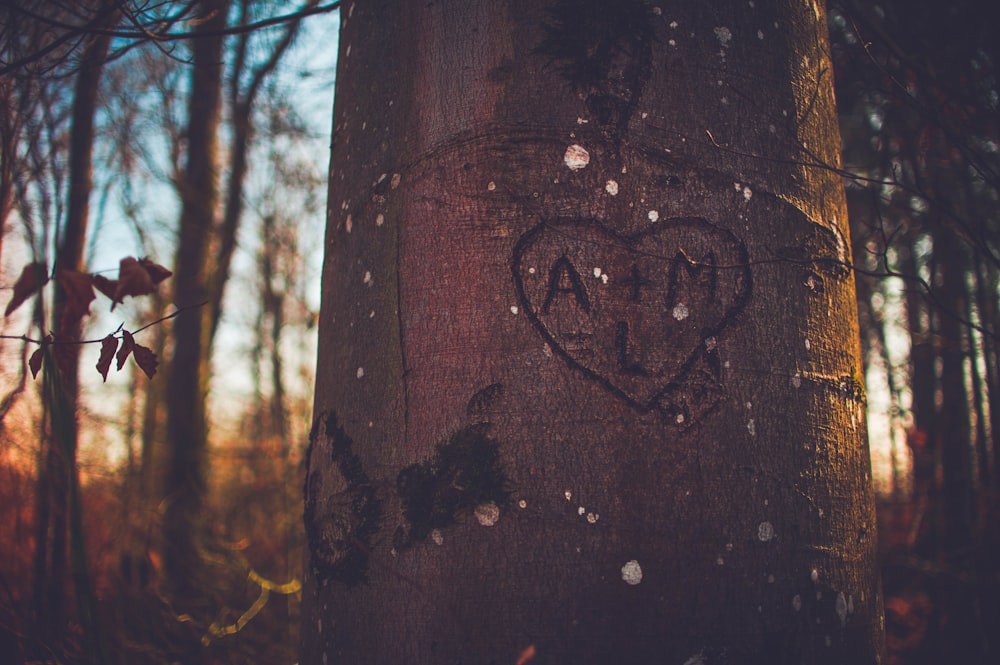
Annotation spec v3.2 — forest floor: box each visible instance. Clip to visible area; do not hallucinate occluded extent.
[877,498,1000,665]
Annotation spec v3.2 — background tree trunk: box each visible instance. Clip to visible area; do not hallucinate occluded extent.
[163,0,230,608]
[32,10,115,659]
[304,1,885,663]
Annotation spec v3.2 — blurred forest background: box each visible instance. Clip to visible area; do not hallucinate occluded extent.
[0,1,997,663]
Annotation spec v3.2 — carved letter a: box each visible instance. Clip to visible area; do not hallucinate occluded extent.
[542,255,591,314]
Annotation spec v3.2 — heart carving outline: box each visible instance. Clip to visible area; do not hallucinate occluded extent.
[512,218,752,410]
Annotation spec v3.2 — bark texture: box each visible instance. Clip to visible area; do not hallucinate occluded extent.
[305,1,885,663]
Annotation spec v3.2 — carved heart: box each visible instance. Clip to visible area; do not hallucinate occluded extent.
[512,218,751,408]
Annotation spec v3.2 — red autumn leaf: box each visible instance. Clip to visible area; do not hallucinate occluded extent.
[116,329,135,371]
[91,273,118,302]
[55,270,96,330]
[138,257,172,285]
[111,256,170,307]
[113,257,154,307]
[28,345,45,379]
[132,342,159,379]
[5,261,48,317]
[97,334,118,382]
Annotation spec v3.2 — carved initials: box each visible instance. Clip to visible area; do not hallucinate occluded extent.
[615,321,648,376]
[619,264,652,302]
[666,250,717,308]
[542,255,591,314]
[512,217,751,416]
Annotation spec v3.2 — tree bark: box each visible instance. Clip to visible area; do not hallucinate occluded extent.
[305,2,885,663]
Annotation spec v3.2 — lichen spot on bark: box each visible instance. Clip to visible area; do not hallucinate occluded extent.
[621,559,643,585]
[564,144,590,170]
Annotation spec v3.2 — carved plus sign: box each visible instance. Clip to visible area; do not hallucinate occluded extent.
[620,264,653,302]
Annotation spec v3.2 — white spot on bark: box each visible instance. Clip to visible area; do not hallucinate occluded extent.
[676,413,685,424]
[564,490,572,501]
[431,529,444,545]
[376,213,385,226]
[757,29,765,39]
[605,180,619,195]
[714,26,732,47]
[672,303,689,320]
[836,592,848,626]
[487,181,496,191]
[345,214,353,233]
[593,267,602,278]
[705,336,717,350]
[578,506,586,516]
[647,210,660,222]
[716,556,725,566]
[811,568,819,582]
[475,502,501,526]
[670,20,678,28]
[586,512,599,523]
[758,521,775,542]
[621,560,643,585]
[564,144,590,170]
[510,305,519,315]
[792,594,802,611]
[792,372,802,388]
[743,186,753,200]
[576,117,589,125]
[805,338,811,351]
[363,270,372,286]
[747,419,756,436]
[390,173,401,189]
[356,367,364,379]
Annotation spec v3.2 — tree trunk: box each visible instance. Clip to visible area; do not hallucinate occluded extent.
[32,10,114,659]
[163,0,230,607]
[305,2,885,663]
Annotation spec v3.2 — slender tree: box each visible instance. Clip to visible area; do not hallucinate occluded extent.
[304,1,884,663]
[163,0,231,609]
